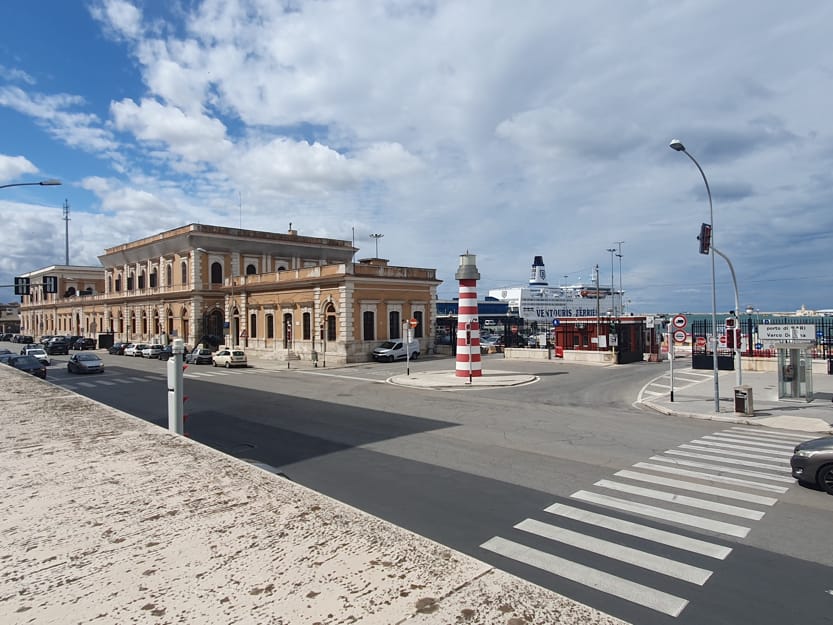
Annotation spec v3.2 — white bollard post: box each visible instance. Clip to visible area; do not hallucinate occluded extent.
[167,339,185,434]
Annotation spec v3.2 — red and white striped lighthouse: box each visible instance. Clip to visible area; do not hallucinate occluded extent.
[455,252,482,378]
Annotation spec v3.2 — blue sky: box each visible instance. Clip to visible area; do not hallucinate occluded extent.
[2,0,833,314]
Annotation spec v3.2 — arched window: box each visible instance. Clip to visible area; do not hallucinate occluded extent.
[127,272,134,291]
[363,311,375,340]
[266,314,274,339]
[302,312,311,340]
[166,264,172,287]
[249,312,257,338]
[389,311,401,339]
[149,269,158,288]
[181,261,188,285]
[138,270,145,290]
[246,263,257,275]
[107,275,112,292]
[210,261,223,284]
[326,303,336,341]
[115,273,122,292]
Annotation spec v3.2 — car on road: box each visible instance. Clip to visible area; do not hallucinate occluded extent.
[124,343,148,357]
[791,435,833,495]
[45,338,70,355]
[108,342,128,355]
[7,355,47,379]
[186,348,214,365]
[142,344,164,358]
[0,352,14,364]
[212,348,247,368]
[21,347,51,366]
[68,352,105,374]
[371,339,420,362]
[73,338,97,350]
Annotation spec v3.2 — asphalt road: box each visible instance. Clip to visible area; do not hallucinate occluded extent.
[27,346,833,625]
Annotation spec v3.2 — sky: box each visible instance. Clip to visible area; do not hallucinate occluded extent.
[1,0,832,315]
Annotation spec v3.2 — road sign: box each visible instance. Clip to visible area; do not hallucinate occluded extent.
[671,314,687,329]
[719,335,727,345]
[696,336,706,347]
[673,329,687,343]
[409,318,418,329]
[552,319,560,326]
[240,329,248,339]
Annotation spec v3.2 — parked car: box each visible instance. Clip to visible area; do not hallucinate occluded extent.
[142,344,164,358]
[0,333,12,341]
[791,435,833,495]
[21,347,50,366]
[157,345,188,361]
[108,342,128,355]
[46,338,70,355]
[0,352,14,364]
[67,352,104,374]
[8,354,47,379]
[124,343,148,357]
[371,339,420,362]
[73,338,97,350]
[186,348,214,365]
[212,348,247,368]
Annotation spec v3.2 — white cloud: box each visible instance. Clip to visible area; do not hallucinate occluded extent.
[0,155,39,183]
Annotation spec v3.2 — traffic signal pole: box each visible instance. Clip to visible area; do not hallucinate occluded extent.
[712,247,742,387]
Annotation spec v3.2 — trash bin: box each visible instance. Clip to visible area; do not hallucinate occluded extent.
[734,385,754,415]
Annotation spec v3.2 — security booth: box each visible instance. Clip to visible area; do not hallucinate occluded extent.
[774,342,814,401]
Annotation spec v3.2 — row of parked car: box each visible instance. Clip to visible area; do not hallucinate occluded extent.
[107,342,247,368]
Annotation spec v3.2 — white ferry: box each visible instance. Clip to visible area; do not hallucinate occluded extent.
[488,256,621,322]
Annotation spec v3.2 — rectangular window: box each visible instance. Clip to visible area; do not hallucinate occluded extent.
[303,312,311,340]
[389,311,400,339]
[327,316,336,341]
[266,314,274,339]
[413,311,423,338]
[249,313,257,338]
[363,311,375,340]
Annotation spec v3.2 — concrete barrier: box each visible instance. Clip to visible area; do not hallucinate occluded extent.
[0,367,621,625]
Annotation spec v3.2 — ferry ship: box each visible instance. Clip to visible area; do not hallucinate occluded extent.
[488,256,621,322]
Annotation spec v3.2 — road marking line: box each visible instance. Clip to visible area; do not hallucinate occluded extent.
[688,439,791,458]
[97,380,116,386]
[633,462,789,493]
[515,518,713,585]
[544,503,732,559]
[570,490,751,538]
[702,434,795,451]
[594,480,765,520]
[650,455,793,483]
[76,382,95,388]
[729,427,810,441]
[614,470,777,505]
[295,370,388,383]
[128,376,146,382]
[677,445,790,466]
[480,536,689,617]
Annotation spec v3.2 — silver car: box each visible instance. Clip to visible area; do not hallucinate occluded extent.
[791,435,833,495]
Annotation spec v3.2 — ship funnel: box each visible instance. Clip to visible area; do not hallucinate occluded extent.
[529,255,548,286]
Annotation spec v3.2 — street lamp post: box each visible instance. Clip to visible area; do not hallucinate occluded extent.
[370,233,384,258]
[669,139,720,413]
[0,179,61,190]
[615,241,624,317]
[606,248,616,315]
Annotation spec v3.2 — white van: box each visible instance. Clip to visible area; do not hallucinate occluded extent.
[371,339,420,362]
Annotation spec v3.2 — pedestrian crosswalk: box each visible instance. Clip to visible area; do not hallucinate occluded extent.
[479,426,807,618]
[55,369,246,389]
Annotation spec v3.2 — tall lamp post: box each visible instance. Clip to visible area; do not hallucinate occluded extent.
[615,241,624,317]
[0,179,61,190]
[669,139,720,413]
[370,233,384,258]
[606,248,616,315]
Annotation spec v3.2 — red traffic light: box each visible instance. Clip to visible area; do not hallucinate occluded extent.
[698,223,712,255]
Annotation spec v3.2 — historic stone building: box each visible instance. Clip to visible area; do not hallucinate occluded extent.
[18,224,441,364]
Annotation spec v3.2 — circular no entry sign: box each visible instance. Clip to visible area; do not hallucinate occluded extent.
[672,314,687,329]
[673,329,687,343]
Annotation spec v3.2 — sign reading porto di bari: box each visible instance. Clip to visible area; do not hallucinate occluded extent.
[758,324,816,341]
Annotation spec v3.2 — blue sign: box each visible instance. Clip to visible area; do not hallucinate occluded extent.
[817,330,824,337]
[552,319,560,326]
[755,343,763,349]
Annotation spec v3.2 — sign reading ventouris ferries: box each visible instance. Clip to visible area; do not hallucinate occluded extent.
[758,324,816,341]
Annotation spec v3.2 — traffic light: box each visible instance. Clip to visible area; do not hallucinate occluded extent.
[725,317,740,349]
[698,223,712,255]
[42,275,58,294]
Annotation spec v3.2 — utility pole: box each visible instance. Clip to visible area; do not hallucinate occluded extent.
[615,241,624,318]
[594,264,600,350]
[63,199,70,265]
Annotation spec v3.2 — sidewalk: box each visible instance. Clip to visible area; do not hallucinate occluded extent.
[639,363,833,434]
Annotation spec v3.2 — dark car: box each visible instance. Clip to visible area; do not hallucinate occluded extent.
[108,342,128,355]
[67,352,104,374]
[45,339,70,355]
[791,435,833,495]
[157,345,189,361]
[73,338,97,351]
[0,352,14,364]
[8,354,47,379]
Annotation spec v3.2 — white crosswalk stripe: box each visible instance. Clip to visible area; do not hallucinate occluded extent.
[479,426,800,618]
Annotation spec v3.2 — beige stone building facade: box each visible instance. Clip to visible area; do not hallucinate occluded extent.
[18,224,441,364]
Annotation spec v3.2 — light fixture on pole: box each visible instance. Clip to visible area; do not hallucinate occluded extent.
[0,178,61,189]
[369,233,384,258]
[615,241,624,318]
[669,138,720,413]
[606,248,616,315]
